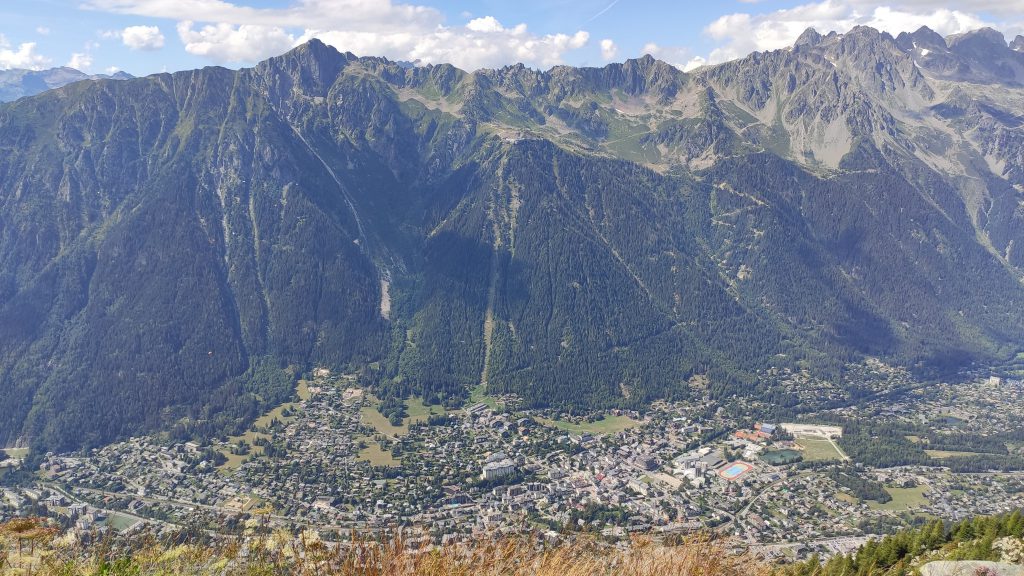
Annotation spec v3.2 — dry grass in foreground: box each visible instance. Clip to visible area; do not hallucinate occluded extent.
[1,518,770,575]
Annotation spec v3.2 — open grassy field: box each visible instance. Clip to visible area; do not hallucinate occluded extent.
[253,380,310,429]
[360,405,407,436]
[795,436,845,461]
[357,441,400,467]
[2,448,29,459]
[536,415,641,435]
[106,512,142,531]
[220,446,256,470]
[468,384,502,410]
[360,396,446,437]
[868,486,930,511]
[835,491,859,505]
[217,381,311,470]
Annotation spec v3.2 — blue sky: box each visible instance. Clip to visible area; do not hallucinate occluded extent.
[1,1,1021,76]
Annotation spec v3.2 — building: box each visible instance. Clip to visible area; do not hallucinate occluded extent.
[780,423,843,438]
[482,459,515,481]
[636,455,658,471]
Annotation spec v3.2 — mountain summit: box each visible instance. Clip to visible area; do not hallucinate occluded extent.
[1,28,1023,451]
[0,67,132,102]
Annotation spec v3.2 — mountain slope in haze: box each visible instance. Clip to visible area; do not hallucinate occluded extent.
[0,67,132,102]
[2,29,1024,451]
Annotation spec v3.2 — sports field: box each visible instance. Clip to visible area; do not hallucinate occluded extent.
[718,461,754,481]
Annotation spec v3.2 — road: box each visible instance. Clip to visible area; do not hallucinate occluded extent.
[58,483,418,535]
[43,482,152,530]
[827,436,851,462]
[716,471,812,535]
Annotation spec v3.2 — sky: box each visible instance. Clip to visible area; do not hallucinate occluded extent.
[1,0,1022,76]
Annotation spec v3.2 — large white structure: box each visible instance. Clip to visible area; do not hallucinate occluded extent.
[481,458,515,481]
[780,423,843,438]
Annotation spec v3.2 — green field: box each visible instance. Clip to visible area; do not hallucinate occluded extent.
[2,448,29,459]
[796,437,845,461]
[867,486,930,512]
[218,381,311,470]
[357,441,400,467]
[106,513,141,531]
[835,491,859,505]
[253,380,310,429]
[536,415,641,435]
[468,384,502,410]
[361,396,446,437]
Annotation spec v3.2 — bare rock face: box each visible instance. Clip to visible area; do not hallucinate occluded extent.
[920,560,1024,576]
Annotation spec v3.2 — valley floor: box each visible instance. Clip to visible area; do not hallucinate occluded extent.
[3,363,1024,566]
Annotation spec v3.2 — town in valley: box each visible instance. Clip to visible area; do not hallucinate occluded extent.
[3,362,1024,564]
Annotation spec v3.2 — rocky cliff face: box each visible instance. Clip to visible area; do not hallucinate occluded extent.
[2,30,1024,451]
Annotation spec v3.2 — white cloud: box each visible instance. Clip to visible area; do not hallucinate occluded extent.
[67,52,94,70]
[105,65,122,74]
[121,25,166,50]
[699,0,1001,65]
[641,42,702,70]
[84,0,591,70]
[298,21,588,70]
[848,0,1023,16]
[178,21,295,62]
[0,36,51,70]
[36,27,51,36]
[682,56,707,72]
[600,38,617,61]
[466,16,504,33]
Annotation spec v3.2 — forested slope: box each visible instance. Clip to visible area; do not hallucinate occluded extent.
[2,28,1024,450]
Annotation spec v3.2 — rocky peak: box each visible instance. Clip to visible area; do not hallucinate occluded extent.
[947,27,1008,55]
[256,38,354,98]
[616,54,682,98]
[479,63,548,98]
[939,27,1024,86]
[794,27,823,48]
[895,26,948,53]
[840,26,897,49]
[1011,35,1024,52]
[823,26,929,97]
[828,26,904,66]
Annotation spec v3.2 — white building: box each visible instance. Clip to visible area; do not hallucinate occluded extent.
[780,423,843,438]
[482,458,515,481]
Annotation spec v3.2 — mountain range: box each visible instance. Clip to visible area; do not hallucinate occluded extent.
[0,67,132,102]
[2,26,1023,451]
